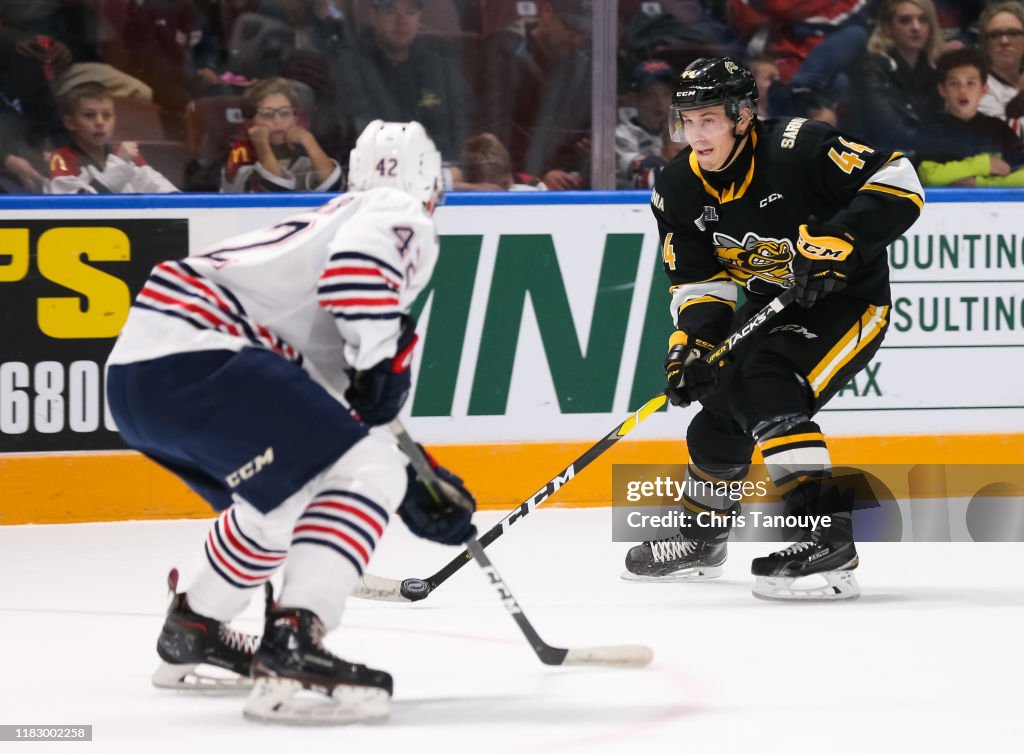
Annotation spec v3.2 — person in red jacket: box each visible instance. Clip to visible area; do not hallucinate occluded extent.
[729,0,870,119]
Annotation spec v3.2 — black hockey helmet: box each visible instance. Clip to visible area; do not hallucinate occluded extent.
[672,57,758,119]
[668,57,758,144]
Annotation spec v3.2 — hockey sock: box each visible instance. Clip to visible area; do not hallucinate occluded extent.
[680,462,746,542]
[278,434,407,630]
[187,504,288,622]
[755,418,839,531]
[283,489,390,629]
[187,435,406,626]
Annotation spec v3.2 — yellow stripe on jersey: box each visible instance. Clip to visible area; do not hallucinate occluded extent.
[689,129,758,204]
[758,431,826,453]
[669,271,731,293]
[677,293,737,316]
[860,183,924,211]
[807,305,889,397]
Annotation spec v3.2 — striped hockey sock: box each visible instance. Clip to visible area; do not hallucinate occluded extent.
[187,506,288,622]
[280,489,391,629]
[756,420,849,527]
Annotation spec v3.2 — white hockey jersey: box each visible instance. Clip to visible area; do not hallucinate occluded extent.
[46,144,179,194]
[106,188,438,400]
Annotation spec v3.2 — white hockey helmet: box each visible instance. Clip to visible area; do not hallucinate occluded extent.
[348,120,444,205]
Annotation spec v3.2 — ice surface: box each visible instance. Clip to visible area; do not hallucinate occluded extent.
[1,509,1022,753]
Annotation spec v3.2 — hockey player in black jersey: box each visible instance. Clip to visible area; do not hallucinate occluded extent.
[622,57,924,599]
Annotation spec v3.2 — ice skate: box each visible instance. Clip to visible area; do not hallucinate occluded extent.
[622,532,727,581]
[152,568,260,692]
[751,529,860,601]
[244,607,392,725]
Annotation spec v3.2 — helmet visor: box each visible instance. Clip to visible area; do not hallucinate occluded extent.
[668,105,735,143]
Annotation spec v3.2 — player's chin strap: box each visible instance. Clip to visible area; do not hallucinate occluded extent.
[718,116,755,172]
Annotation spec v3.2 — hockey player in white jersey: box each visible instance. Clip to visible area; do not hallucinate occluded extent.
[105,121,476,724]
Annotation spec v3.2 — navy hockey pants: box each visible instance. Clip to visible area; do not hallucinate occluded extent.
[106,348,368,513]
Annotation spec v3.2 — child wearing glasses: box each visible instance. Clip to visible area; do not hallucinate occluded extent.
[221,77,342,193]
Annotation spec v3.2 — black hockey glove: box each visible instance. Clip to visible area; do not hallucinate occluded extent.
[345,315,417,426]
[793,217,855,307]
[664,332,718,407]
[399,454,477,545]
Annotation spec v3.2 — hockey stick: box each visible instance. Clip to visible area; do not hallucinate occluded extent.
[389,418,653,668]
[356,392,667,602]
[355,288,796,604]
[699,288,796,366]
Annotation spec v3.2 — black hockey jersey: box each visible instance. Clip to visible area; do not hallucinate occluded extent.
[650,117,924,350]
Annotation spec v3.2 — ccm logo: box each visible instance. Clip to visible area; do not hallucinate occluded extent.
[802,243,846,259]
[226,447,275,488]
[759,193,782,207]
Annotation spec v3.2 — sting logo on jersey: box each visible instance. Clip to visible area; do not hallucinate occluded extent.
[713,231,795,287]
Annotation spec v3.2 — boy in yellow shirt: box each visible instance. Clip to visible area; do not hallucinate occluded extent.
[917,48,1024,187]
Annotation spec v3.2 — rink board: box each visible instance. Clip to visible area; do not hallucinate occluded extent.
[0,191,1021,524]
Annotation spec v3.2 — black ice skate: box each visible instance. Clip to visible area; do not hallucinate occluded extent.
[622,532,727,582]
[751,529,860,601]
[152,568,260,692]
[244,606,393,725]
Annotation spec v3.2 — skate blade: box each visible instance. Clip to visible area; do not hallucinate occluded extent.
[243,677,390,726]
[620,565,723,583]
[752,570,860,601]
[152,661,253,694]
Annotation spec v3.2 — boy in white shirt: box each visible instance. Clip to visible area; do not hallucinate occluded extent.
[47,82,178,194]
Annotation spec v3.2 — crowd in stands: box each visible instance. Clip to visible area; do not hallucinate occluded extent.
[2,0,1024,194]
